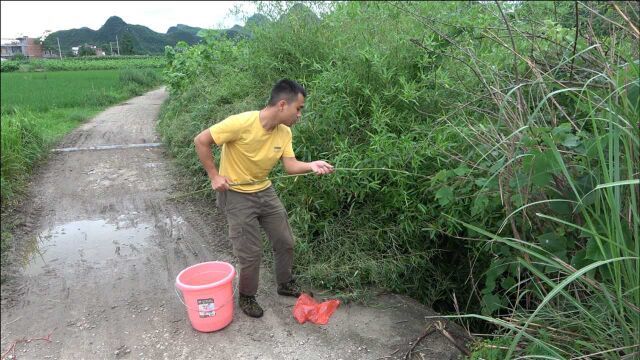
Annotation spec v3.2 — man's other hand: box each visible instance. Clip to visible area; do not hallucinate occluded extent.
[212,175,231,191]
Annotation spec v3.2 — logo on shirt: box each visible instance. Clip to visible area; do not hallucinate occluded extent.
[273,146,282,152]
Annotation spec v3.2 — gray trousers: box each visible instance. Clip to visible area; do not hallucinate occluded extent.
[216,186,294,296]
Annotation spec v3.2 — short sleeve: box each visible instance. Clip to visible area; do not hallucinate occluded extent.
[283,137,295,158]
[209,115,242,145]
[281,126,295,158]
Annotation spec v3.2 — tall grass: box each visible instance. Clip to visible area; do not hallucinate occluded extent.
[427,1,640,357]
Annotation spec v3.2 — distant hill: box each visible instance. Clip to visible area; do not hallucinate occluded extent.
[166,24,202,45]
[41,16,255,55]
[207,9,315,41]
[245,14,270,29]
[213,14,271,40]
[41,8,314,55]
[280,3,321,23]
[40,16,199,55]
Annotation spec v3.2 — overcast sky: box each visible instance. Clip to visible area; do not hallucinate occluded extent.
[0,1,257,40]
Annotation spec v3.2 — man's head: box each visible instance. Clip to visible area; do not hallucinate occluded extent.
[267,79,306,127]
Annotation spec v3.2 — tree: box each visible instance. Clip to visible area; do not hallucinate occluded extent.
[78,44,96,56]
[100,43,110,55]
[120,32,135,55]
[12,53,27,62]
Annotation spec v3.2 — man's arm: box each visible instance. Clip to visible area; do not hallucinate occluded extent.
[193,129,230,191]
[281,157,334,175]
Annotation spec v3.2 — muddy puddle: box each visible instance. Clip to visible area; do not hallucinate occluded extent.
[23,215,154,276]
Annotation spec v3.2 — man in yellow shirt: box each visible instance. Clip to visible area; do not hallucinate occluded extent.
[194,79,334,318]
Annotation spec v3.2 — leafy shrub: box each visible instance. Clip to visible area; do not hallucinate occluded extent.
[0,61,19,72]
[158,2,638,357]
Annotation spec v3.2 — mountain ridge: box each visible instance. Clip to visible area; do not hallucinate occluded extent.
[41,16,245,55]
[41,10,314,55]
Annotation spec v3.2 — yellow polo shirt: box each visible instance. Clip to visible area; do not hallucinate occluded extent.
[209,111,295,193]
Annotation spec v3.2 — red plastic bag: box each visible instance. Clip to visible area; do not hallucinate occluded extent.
[292,293,340,325]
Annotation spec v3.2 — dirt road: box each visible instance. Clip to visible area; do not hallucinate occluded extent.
[0,88,463,359]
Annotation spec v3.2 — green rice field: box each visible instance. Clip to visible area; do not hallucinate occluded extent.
[1,69,156,112]
[0,56,165,73]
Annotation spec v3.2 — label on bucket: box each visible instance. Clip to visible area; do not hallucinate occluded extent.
[197,298,216,318]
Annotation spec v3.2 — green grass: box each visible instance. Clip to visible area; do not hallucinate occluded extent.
[446,18,639,360]
[1,69,155,112]
[1,107,96,199]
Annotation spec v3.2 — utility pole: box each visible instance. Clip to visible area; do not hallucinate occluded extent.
[115,35,120,56]
[109,42,113,56]
[56,37,62,59]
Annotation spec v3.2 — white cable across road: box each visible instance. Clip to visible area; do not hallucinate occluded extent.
[51,143,163,153]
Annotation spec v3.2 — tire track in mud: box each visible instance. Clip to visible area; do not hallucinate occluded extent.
[0,87,463,360]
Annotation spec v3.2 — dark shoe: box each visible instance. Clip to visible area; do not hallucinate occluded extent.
[239,294,263,318]
[277,279,312,297]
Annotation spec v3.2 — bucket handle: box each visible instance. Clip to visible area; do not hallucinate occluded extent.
[174,283,239,313]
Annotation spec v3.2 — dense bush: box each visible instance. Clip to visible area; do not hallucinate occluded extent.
[158,2,638,357]
[0,61,19,72]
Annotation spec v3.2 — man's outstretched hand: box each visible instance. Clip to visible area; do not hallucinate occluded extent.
[309,161,334,175]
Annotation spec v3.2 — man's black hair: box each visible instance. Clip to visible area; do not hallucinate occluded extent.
[267,79,306,106]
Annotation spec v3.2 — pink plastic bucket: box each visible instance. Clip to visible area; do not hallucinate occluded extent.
[175,261,236,332]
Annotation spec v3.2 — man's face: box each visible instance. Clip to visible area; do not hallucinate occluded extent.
[278,93,305,127]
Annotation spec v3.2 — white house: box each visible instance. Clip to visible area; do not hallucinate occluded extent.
[72,44,106,56]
